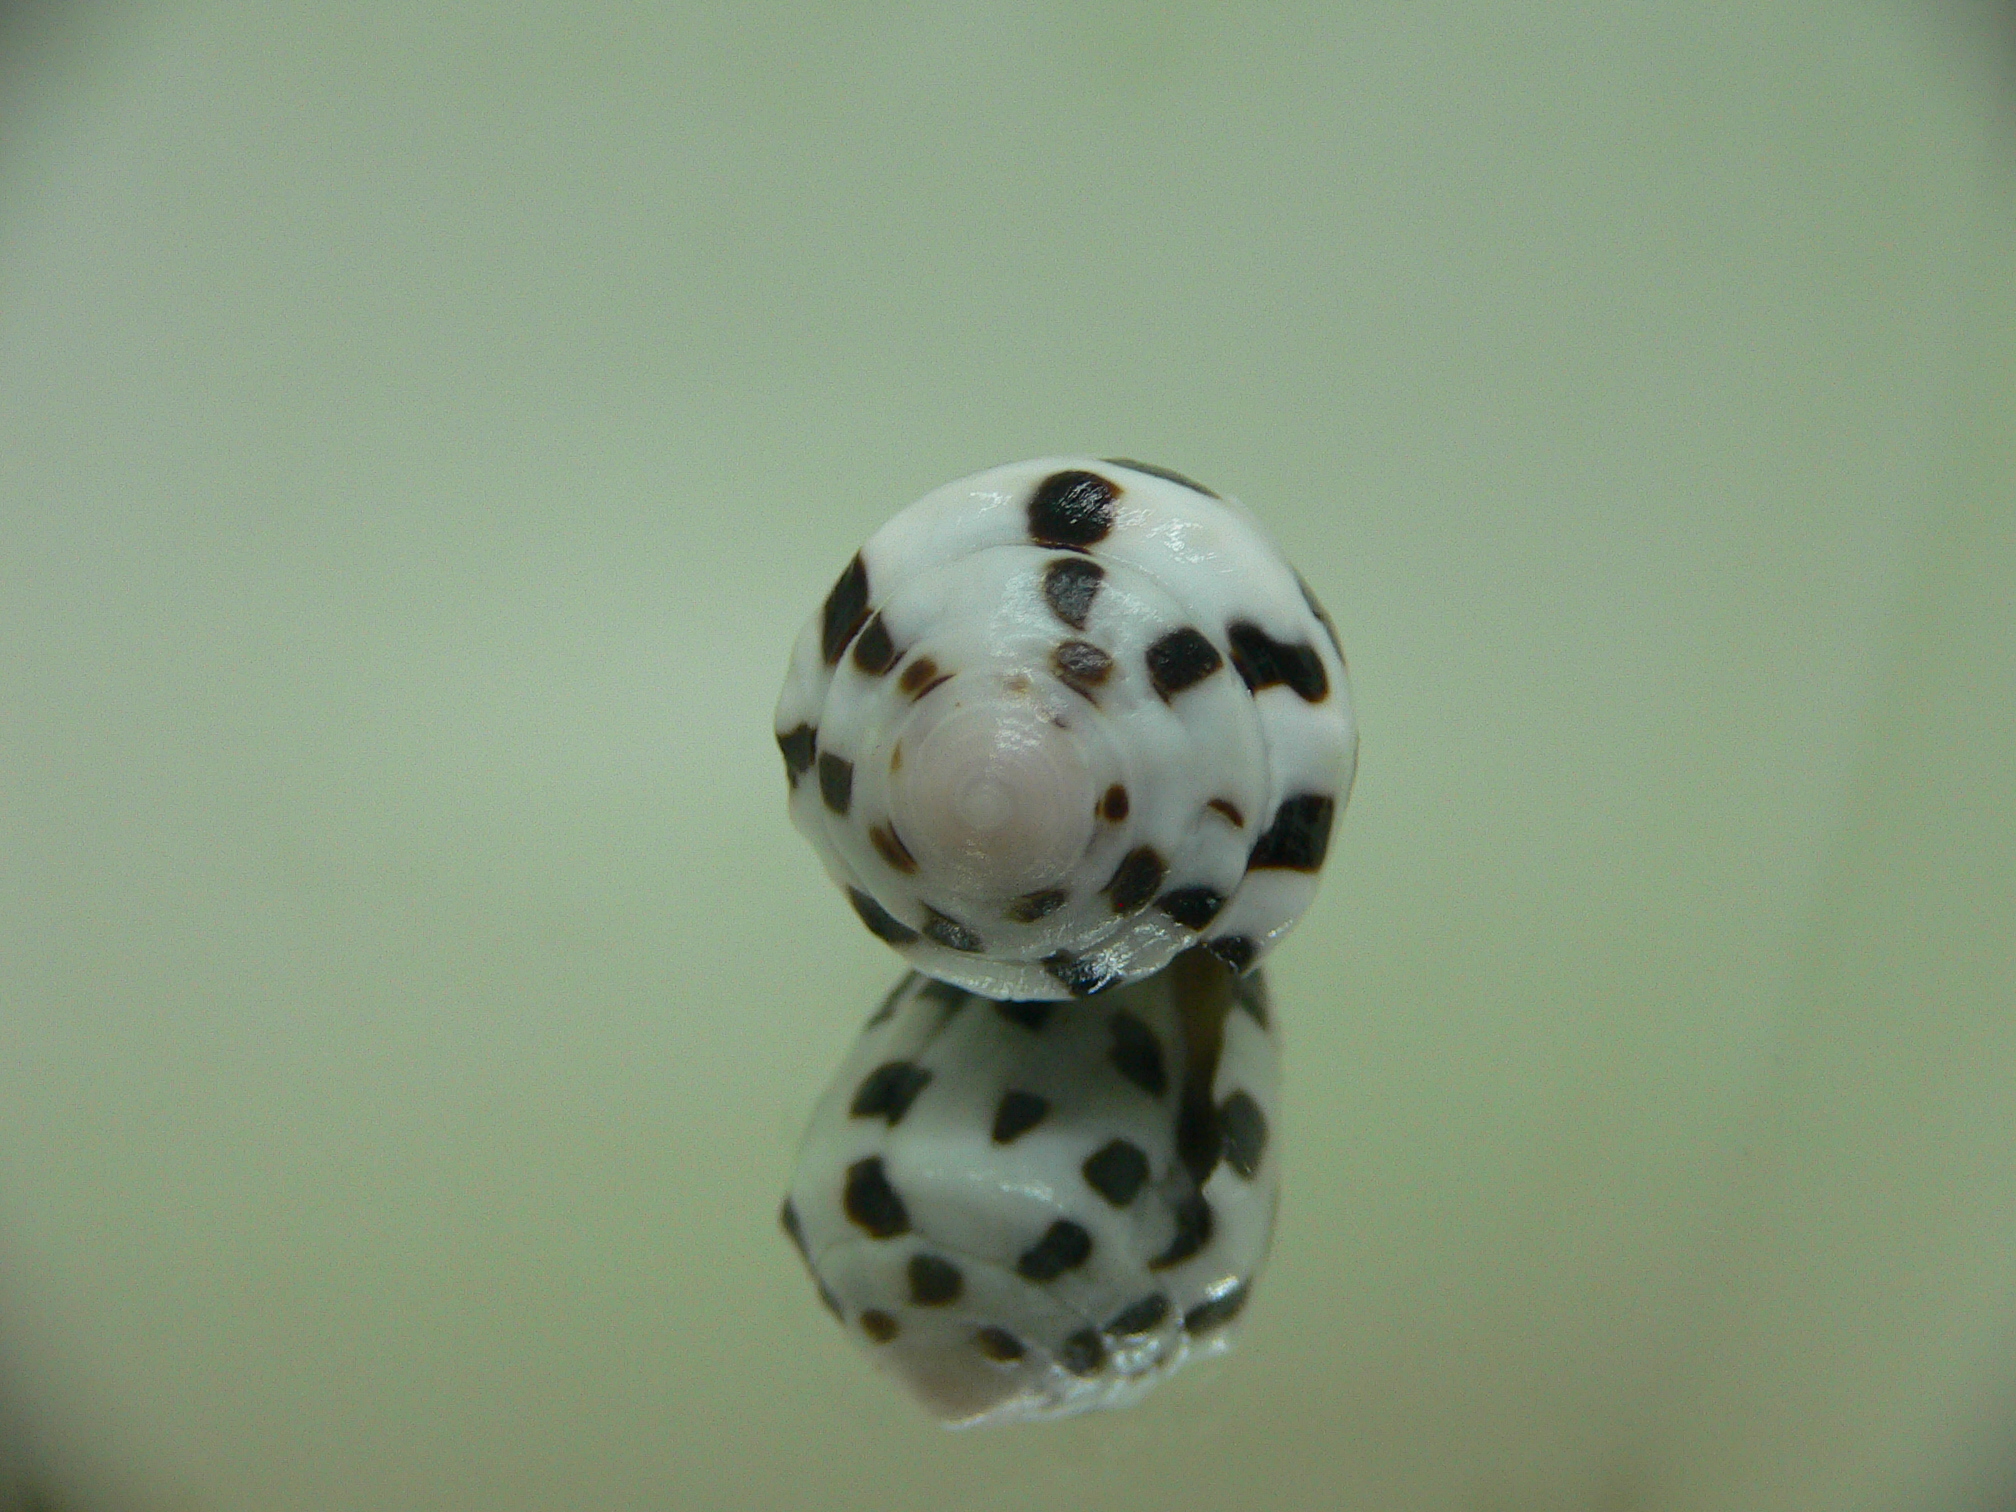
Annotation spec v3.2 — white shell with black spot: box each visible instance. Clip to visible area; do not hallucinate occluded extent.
[779,949,1280,1427]
[775,457,1357,1000]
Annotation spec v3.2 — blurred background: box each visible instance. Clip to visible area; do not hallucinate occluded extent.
[1,2,2012,1508]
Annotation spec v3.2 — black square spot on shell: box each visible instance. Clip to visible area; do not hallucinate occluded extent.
[921,907,984,953]
[1005,887,1068,923]
[843,1156,910,1239]
[1057,1328,1107,1376]
[1028,470,1119,548]
[1145,627,1223,701]
[1015,1219,1093,1282]
[850,612,898,675]
[1147,1193,1213,1271]
[850,1061,932,1126]
[1226,619,1329,702]
[897,656,941,697]
[1219,1090,1269,1179]
[869,823,918,874]
[975,1326,1025,1362]
[1156,885,1225,931]
[1081,1138,1150,1207]
[1181,1282,1249,1336]
[848,887,919,946]
[1042,556,1105,630]
[992,1089,1049,1144]
[993,999,1054,1032]
[860,1309,900,1343]
[821,554,872,666]
[1248,793,1336,872]
[818,751,854,816]
[776,724,816,785]
[1176,1092,1221,1189]
[1108,1010,1167,1098]
[865,974,912,1027]
[1100,784,1130,822]
[1043,950,1121,998]
[1102,457,1220,498]
[1102,846,1167,914]
[1233,973,1270,1027]
[1104,1293,1170,1336]
[907,1253,964,1306]
[779,1197,808,1257]
[1207,934,1257,974]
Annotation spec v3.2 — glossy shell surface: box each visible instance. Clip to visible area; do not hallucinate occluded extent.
[775,457,1356,999]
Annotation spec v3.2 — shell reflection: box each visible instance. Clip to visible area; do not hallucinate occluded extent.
[780,948,1282,1426]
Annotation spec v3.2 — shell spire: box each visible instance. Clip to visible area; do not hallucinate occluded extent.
[776,458,1356,1000]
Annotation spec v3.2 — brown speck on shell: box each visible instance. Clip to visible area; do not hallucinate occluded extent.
[898,656,939,695]
[899,656,951,701]
[869,823,917,874]
[860,1309,900,1343]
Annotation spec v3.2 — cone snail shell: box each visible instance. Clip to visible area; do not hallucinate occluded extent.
[775,457,1357,1001]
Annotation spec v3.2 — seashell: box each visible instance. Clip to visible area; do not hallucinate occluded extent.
[775,457,1357,999]
[780,948,1280,1426]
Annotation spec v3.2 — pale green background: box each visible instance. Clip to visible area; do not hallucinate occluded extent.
[1,3,2013,1509]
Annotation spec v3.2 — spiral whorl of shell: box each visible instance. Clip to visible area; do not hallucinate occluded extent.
[776,458,1356,1000]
